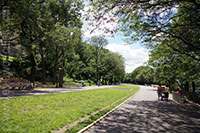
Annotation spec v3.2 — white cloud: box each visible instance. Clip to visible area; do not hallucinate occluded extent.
[105,43,149,73]
[81,1,119,38]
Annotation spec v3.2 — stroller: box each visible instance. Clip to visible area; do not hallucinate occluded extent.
[161,92,169,101]
[157,86,169,101]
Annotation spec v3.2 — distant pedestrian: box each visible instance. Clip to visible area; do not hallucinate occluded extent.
[81,80,85,87]
[162,86,169,101]
[157,85,163,100]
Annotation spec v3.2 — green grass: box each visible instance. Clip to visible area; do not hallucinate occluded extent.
[0,84,139,133]
[67,84,140,132]
[67,95,127,133]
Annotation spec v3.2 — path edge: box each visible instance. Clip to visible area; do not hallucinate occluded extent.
[77,87,140,133]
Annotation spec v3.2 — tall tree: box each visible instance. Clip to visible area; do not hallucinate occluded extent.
[89,35,108,84]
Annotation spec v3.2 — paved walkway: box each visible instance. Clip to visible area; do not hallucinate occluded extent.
[0,85,119,98]
[84,86,200,133]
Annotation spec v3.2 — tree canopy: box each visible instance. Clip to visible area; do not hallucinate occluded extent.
[0,0,126,87]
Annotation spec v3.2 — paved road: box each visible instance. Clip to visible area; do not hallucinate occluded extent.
[84,86,200,133]
[0,85,119,98]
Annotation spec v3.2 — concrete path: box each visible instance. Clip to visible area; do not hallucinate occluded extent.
[0,85,119,98]
[84,86,200,133]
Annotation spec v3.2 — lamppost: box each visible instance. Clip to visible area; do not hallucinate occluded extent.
[89,74,91,86]
[58,67,63,87]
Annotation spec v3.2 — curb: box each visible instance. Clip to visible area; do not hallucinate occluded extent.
[77,90,140,133]
[54,91,132,133]
[185,98,200,107]
[170,94,200,107]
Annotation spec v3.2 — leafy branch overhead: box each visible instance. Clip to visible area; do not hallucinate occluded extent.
[89,0,200,61]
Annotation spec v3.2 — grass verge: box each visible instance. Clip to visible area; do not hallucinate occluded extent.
[0,84,139,133]
[66,89,135,133]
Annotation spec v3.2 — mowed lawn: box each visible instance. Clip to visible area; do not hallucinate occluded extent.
[0,84,139,133]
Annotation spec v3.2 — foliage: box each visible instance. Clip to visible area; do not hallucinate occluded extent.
[89,0,200,96]
[89,0,200,59]
[89,35,108,84]
[148,42,200,91]
[0,0,126,87]
[124,66,154,85]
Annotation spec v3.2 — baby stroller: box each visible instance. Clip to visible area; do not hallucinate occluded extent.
[161,92,169,101]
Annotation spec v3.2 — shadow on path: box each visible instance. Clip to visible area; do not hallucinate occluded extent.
[0,89,67,97]
[0,85,118,98]
[0,88,87,97]
[86,100,200,133]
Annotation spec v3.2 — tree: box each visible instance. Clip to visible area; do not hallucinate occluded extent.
[148,42,200,92]
[88,0,200,60]
[127,66,154,85]
[99,50,125,84]
[1,0,84,86]
[89,35,108,84]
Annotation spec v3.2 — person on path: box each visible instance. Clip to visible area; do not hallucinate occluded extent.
[81,80,85,87]
[157,84,163,100]
[162,86,169,101]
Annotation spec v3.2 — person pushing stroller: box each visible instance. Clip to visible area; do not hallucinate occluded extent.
[157,85,163,100]
[161,86,169,101]
[157,85,169,101]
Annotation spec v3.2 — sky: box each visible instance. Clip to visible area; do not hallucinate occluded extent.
[81,2,149,73]
[83,30,149,73]
[105,36,149,73]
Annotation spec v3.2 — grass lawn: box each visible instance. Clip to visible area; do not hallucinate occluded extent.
[0,84,139,133]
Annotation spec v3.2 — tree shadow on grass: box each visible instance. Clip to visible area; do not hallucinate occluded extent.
[0,88,83,98]
[86,100,200,133]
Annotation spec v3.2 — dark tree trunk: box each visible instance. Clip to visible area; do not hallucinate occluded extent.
[39,44,46,84]
[192,81,196,93]
[104,79,106,85]
[59,68,63,88]
[59,47,65,88]
[110,78,113,85]
[184,81,189,92]
[53,45,58,85]
[30,53,36,84]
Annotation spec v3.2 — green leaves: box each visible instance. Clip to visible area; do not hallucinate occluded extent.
[125,66,153,85]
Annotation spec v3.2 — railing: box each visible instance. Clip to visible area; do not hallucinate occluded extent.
[172,92,184,103]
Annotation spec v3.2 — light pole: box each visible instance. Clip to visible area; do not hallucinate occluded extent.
[89,74,91,86]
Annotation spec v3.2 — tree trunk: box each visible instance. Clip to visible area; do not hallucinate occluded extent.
[30,53,36,84]
[59,68,63,87]
[184,81,189,92]
[110,78,113,85]
[59,47,64,88]
[53,45,58,85]
[104,79,106,85]
[192,81,196,93]
[39,44,46,84]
